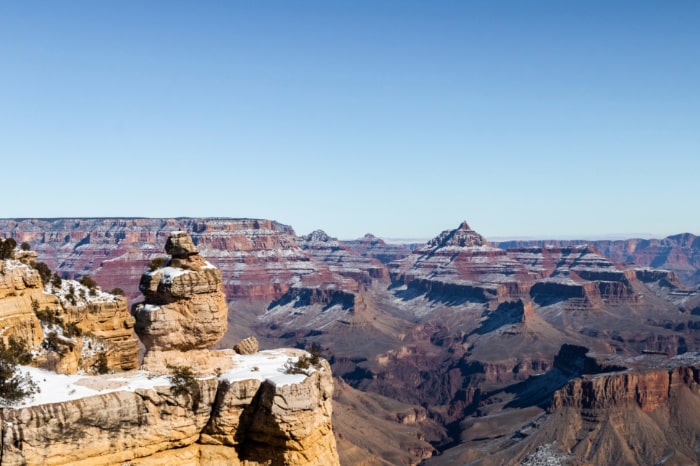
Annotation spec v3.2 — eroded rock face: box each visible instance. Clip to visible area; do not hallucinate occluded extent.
[0,354,340,466]
[0,260,48,347]
[202,360,339,465]
[62,298,138,371]
[133,231,228,353]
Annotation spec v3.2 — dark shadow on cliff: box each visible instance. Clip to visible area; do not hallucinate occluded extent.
[469,301,526,336]
[232,381,295,464]
[392,284,489,306]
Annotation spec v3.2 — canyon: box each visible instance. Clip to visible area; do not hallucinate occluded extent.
[2,218,700,465]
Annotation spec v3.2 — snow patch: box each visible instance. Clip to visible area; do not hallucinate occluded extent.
[12,349,317,408]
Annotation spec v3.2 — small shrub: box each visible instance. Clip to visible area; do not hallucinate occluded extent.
[0,238,16,260]
[35,307,59,326]
[2,337,33,366]
[43,332,65,354]
[20,242,31,251]
[308,342,323,366]
[167,364,201,410]
[95,352,109,374]
[148,257,168,271]
[31,262,52,284]
[79,275,98,290]
[50,273,62,288]
[285,345,325,375]
[109,287,125,296]
[0,337,38,407]
[284,355,311,375]
[63,322,82,338]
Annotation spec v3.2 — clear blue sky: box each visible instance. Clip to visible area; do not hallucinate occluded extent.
[1,1,698,240]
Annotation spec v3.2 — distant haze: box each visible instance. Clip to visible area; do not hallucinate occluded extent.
[1,2,698,240]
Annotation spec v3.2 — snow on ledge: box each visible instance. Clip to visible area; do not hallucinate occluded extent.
[11,349,314,408]
[146,266,191,285]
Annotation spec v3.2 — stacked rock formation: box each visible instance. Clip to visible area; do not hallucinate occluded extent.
[132,231,230,372]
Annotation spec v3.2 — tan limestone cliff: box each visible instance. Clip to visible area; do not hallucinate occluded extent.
[0,260,51,347]
[0,350,339,466]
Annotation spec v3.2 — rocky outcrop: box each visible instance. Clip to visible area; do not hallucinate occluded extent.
[61,297,138,371]
[232,336,259,355]
[0,351,339,466]
[0,260,49,347]
[133,231,228,353]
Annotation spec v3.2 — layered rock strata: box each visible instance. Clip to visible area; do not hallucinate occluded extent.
[0,258,138,373]
[392,221,648,309]
[341,233,415,264]
[0,351,339,466]
[298,229,387,287]
[496,232,700,286]
[1,218,320,302]
[0,259,50,347]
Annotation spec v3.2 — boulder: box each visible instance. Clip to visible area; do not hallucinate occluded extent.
[233,336,259,355]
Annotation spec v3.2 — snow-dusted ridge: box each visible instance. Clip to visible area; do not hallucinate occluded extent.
[45,278,120,307]
[14,349,314,408]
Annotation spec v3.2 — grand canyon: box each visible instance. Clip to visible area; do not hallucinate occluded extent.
[2,217,700,465]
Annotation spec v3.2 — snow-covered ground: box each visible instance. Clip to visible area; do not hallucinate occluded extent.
[12,350,312,408]
[45,278,120,307]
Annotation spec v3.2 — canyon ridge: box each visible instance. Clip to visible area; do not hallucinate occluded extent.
[2,217,700,465]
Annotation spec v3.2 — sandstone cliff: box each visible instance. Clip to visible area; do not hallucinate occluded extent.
[0,232,340,466]
[0,257,138,373]
[0,350,339,466]
[0,259,49,347]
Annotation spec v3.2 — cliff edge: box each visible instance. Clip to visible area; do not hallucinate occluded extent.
[0,232,340,466]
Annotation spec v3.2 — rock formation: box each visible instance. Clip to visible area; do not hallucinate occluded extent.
[132,231,229,373]
[0,259,49,347]
[0,351,339,466]
[0,231,340,466]
[392,221,648,309]
[0,256,138,374]
[6,218,700,465]
[496,232,700,287]
[232,335,259,355]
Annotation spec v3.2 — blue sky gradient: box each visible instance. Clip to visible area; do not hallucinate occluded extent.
[1,1,698,239]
